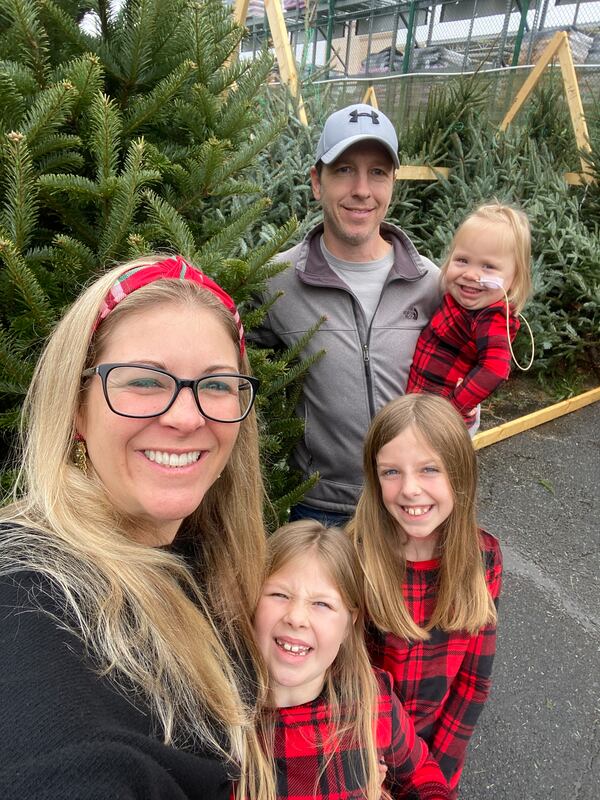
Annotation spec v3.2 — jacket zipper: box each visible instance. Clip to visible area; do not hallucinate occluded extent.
[352,299,376,419]
[361,281,391,419]
[362,341,375,418]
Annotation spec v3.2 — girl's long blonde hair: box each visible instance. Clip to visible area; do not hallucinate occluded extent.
[0,256,273,799]
[348,394,496,641]
[258,520,385,800]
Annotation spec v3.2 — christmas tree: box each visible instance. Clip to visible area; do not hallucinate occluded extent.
[0,0,316,520]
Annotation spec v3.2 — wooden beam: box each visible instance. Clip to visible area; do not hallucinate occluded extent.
[264,0,308,126]
[500,31,565,131]
[232,0,250,23]
[556,35,593,178]
[564,171,595,185]
[362,85,379,109]
[395,165,451,181]
[473,386,600,450]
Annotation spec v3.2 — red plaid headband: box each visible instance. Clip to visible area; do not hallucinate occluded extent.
[95,256,245,355]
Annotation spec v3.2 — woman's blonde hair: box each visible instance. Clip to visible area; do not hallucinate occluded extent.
[441,201,532,313]
[348,394,496,641]
[0,255,273,799]
[259,520,385,800]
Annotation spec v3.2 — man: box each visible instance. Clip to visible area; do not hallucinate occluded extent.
[251,104,441,525]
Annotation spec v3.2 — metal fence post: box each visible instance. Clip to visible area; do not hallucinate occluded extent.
[402,0,417,74]
[325,0,335,77]
[512,0,531,67]
[498,0,514,66]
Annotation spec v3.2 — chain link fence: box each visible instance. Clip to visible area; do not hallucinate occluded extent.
[288,64,600,131]
[238,1,600,117]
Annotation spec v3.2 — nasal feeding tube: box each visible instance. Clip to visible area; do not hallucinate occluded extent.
[477,276,534,371]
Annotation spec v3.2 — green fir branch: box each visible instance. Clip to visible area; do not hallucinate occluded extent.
[40,191,99,248]
[142,189,196,258]
[0,239,55,336]
[242,290,282,332]
[263,345,325,397]
[202,179,262,198]
[98,138,160,262]
[39,1,96,59]
[29,132,82,160]
[212,117,286,185]
[268,473,320,528]
[0,325,31,392]
[0,60,38,96]
[21,79,77,145]
[122,59,196,137]
[175,138,229,207]
[195,198,271,267]
[125,232,152,259]
[191,0,229,85]
[215,58,274,142]
[87,92,123,181]
[236,220,298,294]
[34,150,85,175]
[108,0,158,92]
[3,0,50,86]
[51,234,98,275]
[52,54,104,119]
[1,131,38,253]
[190,83,219,131]
[0,73,26,132]
[128,0,192,82]
[38,173,104,200]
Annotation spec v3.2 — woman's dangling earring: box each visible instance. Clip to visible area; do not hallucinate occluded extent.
[73,433,88,476]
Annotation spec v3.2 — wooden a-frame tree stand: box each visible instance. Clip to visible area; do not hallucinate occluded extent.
[232,0,308,126]
[500,31,595,186]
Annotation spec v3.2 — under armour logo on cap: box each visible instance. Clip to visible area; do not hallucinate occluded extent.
[315,103,399,167]
[348,109,380,125]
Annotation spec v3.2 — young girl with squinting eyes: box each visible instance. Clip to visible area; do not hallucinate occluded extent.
[253,520,451,800]
[348,394,502,799]
[407,202,533,434]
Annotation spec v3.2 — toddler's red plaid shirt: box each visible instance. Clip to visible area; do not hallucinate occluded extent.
[273,668,450,799]
[406,293,519,422]
[367,530,502,799]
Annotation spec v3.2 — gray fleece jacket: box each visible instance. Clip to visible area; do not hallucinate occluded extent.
[249,222,441,515]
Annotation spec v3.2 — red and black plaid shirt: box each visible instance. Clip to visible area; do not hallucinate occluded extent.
[406,294,519,422]
[367,531,502,799]
[273,668,450,799]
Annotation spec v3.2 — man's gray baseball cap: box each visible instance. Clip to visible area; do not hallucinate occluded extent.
[315,104,399,168]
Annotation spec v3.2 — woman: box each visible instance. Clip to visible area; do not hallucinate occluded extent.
[0,256,274,799]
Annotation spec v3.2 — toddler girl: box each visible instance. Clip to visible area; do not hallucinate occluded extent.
[349,394,502,798]
[253,520,451,799]
[407,202,532,433]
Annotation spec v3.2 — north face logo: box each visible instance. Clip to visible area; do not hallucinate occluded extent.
[403,307,418,320]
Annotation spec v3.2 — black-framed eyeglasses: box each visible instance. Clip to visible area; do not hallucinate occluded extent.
[81,363,259,423]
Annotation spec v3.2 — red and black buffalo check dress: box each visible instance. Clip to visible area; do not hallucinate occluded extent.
[272,668,450,799]
[406,293,519,423]
[367,531,502,799]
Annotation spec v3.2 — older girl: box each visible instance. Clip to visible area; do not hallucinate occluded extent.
[0,256,273,799]
[349,394,502,798]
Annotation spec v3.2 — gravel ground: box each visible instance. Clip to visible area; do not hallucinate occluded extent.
[460,401,600,799]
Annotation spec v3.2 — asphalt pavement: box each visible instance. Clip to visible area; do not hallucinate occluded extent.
[460,401,600,799]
